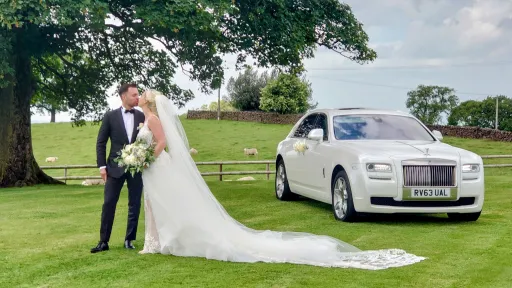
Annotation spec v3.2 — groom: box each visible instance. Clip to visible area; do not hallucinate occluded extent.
[91,83,146,253]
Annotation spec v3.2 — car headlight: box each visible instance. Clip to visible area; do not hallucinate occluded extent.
[366,163,392,173]
[462,164,480,173]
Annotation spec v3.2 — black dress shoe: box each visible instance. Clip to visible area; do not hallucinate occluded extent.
[124,240,135,249]
[91,242,109,253]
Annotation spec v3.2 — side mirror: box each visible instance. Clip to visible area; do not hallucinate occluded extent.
[307,128,324,142]
[432,130,443,141]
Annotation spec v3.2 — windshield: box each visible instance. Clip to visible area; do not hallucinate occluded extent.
[332,114,435,141]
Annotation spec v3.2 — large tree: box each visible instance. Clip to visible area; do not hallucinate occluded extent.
[406,85,459,125]
[225,66,279,111]
[0,0,376,187]
[259,71,317,114]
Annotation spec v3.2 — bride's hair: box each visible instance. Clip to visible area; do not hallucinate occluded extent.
[142,89,162,117]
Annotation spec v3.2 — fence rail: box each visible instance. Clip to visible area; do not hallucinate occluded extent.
[41,160,274,183]
[40,155,512,183]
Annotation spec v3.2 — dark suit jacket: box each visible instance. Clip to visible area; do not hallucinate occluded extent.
[96,107,146,178]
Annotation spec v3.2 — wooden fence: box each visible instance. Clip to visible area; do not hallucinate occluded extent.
[40,155,512,183]
[41,160,274,183]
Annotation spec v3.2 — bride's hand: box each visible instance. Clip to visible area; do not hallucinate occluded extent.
[147,115,166,158]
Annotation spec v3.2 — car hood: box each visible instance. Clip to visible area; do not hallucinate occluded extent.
[336,140,462,160]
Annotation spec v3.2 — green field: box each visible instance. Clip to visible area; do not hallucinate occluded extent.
[2,118,512,287]
[31,118,512,183]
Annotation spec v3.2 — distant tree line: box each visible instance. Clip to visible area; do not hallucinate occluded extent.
[405,85,511,131]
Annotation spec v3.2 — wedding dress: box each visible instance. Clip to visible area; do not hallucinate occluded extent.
[137,94,426,270]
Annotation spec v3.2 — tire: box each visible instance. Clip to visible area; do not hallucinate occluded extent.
[331,170,358,222]
[275,159,298,201]
[447,211,481,221]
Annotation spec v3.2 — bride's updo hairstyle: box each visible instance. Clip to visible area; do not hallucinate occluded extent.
[142,89,163,116]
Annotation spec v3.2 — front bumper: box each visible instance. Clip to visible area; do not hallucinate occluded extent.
[348,163,485,214]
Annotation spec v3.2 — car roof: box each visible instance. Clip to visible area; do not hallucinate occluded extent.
[306,108,413,117]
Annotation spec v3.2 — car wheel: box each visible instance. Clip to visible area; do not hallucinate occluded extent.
[331,170,358,222]
[275,159,298,201]
[447,211,481,221]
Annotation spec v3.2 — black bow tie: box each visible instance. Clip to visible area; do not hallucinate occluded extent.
[124,109,134,114]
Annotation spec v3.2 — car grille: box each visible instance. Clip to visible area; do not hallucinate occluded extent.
[403,165,456,187]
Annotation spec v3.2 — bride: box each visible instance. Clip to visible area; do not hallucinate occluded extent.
[135,89,426,270]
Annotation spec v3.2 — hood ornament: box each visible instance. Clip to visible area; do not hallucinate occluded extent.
[424,148,430,156]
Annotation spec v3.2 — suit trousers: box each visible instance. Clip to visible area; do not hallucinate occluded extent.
[99,172,143,243]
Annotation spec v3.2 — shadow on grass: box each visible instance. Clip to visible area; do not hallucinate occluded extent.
[290,196,484,225]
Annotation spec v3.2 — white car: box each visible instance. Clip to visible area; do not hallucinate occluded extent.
[274,108,484,222]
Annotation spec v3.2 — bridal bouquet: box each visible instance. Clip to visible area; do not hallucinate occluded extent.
[114,139,156,177]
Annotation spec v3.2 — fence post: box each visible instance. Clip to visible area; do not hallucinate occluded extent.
[64,167,68,184]
[266,163,270,180]
[219,164,223,181]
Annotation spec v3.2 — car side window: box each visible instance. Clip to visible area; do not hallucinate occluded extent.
[293,114,318,138]
[314,113,329,141]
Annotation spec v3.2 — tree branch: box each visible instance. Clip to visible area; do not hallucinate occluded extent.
[315,41,353,61]
[35,79,60,95]
[99,31,121,73]
[37,58,69,97]
[55,53,82,72]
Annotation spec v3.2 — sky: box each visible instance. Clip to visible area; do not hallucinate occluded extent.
[31,0,512,124]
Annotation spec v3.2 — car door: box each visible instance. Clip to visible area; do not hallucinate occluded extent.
[303,113,331,201]
[284,113,318,193]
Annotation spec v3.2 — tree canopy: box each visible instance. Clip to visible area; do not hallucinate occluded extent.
[405,85,459,125]
[260,72,317,114]
[225,66,279,111]
[0,0,376,187]
[448,95,512,131]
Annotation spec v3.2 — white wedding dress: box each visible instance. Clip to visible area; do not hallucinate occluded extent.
[136,94,426,270]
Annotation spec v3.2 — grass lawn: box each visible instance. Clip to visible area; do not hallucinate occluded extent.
[1,118,510,287]
[1,173,512,287]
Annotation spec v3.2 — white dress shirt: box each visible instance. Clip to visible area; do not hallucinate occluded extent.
[121,106,135,142]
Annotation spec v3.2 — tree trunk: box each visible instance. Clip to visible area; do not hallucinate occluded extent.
[50,108,56,123]
[0,30,63,188]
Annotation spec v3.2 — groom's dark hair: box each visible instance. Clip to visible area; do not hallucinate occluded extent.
[118,83,137,97]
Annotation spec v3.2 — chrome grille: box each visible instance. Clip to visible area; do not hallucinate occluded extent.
[403,165,456,187]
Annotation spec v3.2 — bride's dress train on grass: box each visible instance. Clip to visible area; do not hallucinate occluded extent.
[137,94,426,270]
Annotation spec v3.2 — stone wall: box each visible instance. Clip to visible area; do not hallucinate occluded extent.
[427,125,512,142]
[187,110,512,142]
[186,110,304,125]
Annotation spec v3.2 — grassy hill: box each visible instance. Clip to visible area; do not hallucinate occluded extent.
[32,118,512,182]
[32,118,292,182]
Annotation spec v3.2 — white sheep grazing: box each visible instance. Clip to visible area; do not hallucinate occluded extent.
[189,148,198,155]
[243,148,258,156]
[82,179,105,186]
[45,157,58,162]
[237,176,255,181]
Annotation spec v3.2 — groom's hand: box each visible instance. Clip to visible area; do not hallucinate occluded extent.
[100,168,107,182]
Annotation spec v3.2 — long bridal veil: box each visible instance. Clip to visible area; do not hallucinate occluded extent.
[149,93,426,270]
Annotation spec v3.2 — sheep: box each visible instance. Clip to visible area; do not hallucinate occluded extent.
[243,148,258,156]
[189,148,198,155]
[82,179,105,186]
[45,157,58,162]
[237,176,255,181]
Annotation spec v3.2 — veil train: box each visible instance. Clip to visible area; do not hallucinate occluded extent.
[139,93,426,270]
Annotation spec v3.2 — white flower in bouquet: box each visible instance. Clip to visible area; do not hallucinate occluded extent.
[124,154,137,166]
[114,138,157,177]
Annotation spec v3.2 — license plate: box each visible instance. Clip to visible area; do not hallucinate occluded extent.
[410,188,451,198]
